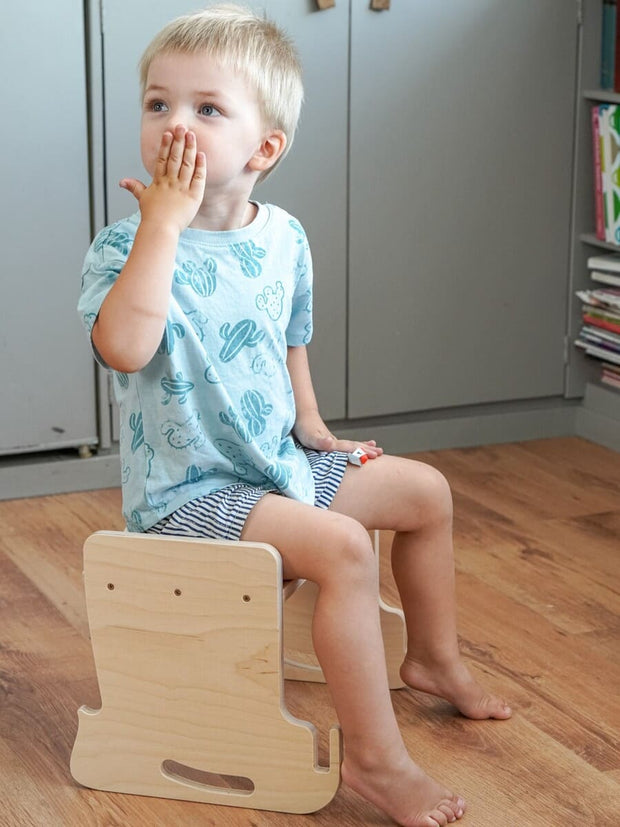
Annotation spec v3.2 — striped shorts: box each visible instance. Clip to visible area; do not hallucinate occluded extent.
[146,447,350,542]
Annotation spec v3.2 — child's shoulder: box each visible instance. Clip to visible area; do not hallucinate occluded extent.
[260,203,308,241]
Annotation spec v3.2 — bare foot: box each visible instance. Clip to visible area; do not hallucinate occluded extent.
[341,751,466,827]
[400,656,512,720]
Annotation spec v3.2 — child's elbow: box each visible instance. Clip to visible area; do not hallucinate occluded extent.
[104,351,150,374]
[92,323,154,374]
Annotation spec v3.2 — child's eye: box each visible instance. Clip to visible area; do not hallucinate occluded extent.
[199,104,220,117]
[144,100,167,113]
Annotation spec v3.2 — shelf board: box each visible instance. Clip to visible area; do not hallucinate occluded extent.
[579,233,620,251]
[583,89,620,103]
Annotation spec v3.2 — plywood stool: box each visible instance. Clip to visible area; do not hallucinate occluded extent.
[70,530,406,814]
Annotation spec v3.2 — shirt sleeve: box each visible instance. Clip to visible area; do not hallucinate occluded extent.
[77,220,135,365]
[286,220,314,347]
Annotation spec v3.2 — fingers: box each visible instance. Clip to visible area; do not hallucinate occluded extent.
[191,150,207,196]
[154,129,174,179]
[154,125,202,182]
[163,124,187,177]
[177,128,197,183]
[340,439,382,459]
[318,436,383,460]
[119,178,147,201]
[360,439,383,458]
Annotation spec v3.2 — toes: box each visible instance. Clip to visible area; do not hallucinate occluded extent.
[437,803,456,822]
[490,698,512,719]
[436,797,465,822]
[470,693,512,720]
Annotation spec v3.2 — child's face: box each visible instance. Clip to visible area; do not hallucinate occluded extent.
[141,51,268,193]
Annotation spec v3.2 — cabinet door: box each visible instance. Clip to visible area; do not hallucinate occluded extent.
[348,1,577,417]
[101,0,348,419]
[0,1,97,455]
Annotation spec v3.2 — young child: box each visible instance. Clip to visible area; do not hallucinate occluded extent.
[78,5,511,825]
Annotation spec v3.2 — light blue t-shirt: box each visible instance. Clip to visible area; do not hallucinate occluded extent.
[78,202,315,531]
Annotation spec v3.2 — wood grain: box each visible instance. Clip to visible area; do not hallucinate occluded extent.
[1,438,619,825]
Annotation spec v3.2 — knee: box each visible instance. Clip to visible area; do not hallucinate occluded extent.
[322,516,377,587]
[406,462,453,529]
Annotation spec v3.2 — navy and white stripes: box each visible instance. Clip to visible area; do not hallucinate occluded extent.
[146,447,349,542]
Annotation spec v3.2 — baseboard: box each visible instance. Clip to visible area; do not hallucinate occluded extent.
[331,397,580,455]
[0,450,122,502]
[573,383,620,453]
[0,396,587,501]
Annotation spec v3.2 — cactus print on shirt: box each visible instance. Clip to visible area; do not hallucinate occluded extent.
[78,203,314,531]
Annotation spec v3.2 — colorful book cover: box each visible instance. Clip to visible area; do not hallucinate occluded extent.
[582,308,620,335]
[580,323,620,346]
[602,1,617,90]
[598,105,620,244]
[599,105,613,242]
[592,106,605,240]
[608,105,620,245]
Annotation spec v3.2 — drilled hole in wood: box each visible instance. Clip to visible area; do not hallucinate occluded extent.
[161,760,254,794]
[242,594,251,602]
[106,583,115,590]
[174,588,182,596]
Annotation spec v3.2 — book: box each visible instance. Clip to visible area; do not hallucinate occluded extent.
[592,106,605,240]
[599,105,614,242]
[575,339,620,365]
[582,307,620,335]
[579,323,620,347]
[609,106,620,245]
[602,1,617,90]
[591,105,620,243]
[587,252,620,272]
[616,4,620,92]
[601,362,620,389]
[591,270,620,287]
[576,288,620,310]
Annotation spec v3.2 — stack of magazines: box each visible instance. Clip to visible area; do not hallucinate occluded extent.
[575,254,620,389]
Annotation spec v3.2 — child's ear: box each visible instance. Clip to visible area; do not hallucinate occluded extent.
[249,130,287,173]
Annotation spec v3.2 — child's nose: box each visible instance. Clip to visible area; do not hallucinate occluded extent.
[165,113,186,132]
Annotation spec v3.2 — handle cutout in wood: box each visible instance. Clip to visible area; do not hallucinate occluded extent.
[316,0,335,9]
[162,760,254,795]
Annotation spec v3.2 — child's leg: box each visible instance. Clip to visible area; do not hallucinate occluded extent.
[241,493,465,827]
[329,454,512,720]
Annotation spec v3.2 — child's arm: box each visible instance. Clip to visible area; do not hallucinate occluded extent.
[92,126,206,373]
[287,345,383,459]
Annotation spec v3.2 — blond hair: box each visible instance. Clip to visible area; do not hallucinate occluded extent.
[139,4,304,180]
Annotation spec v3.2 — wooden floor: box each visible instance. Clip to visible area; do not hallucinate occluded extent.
[1,437,619,826]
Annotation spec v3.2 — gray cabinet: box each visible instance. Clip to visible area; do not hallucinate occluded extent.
[99,0,348,421]
[95,0,579,426]
[348,0,578,418]
[0,1,97,455]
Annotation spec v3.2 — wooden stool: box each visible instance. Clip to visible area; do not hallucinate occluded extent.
[70,530,406,814]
